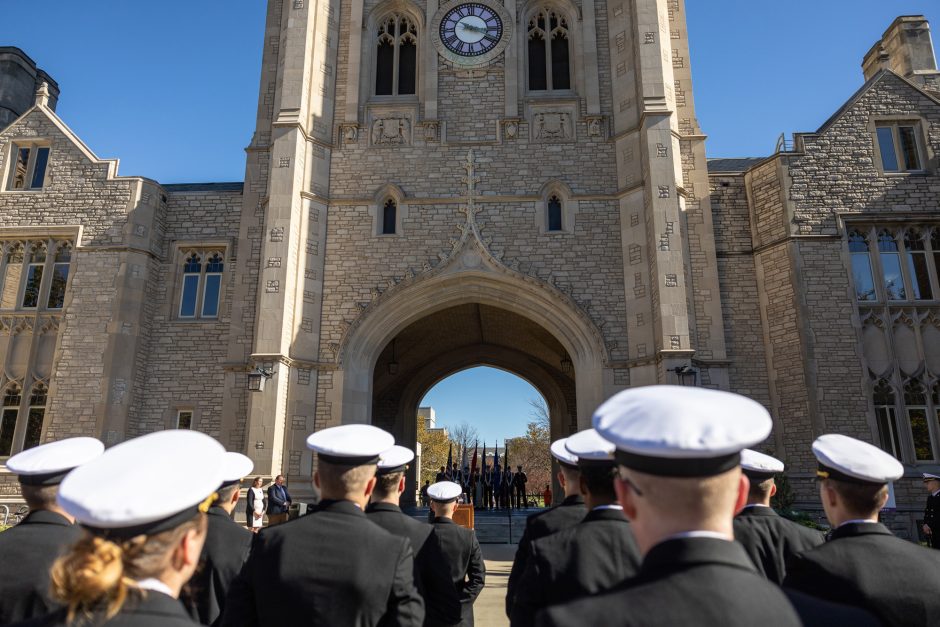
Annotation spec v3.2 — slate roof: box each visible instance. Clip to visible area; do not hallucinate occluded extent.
[706,158,765,173]
[162,182,244,192]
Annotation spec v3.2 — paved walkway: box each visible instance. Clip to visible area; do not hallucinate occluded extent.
[476,544,517,627]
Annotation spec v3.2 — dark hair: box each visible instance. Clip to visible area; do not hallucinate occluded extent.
[580,464,617,501]
[748,477,774,501]
[217,484,239,504]
[21,483,59,510]
[373,472,404,498]
[828,479,887,518]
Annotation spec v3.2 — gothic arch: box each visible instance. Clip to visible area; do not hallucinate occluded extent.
[371,183,409,235]
[365,0,426,100]
[519,0,581,94]
[536,179,578,233]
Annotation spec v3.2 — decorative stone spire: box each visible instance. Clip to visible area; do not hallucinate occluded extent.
[35,81,51,108]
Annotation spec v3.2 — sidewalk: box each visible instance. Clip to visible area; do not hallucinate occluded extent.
[475,544,517,627]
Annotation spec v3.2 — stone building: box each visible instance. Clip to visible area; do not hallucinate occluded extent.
[0,5,938,532]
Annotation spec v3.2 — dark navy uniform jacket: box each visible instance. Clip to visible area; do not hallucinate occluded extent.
[0,510,82,624]
[12,591,199,627]
[505,494,585,617]
[181,506,252,626]
[536,536,802,627]
[431,517,485,627]
[219,499,424,627]
[785,521,940,627]
[367,502,462,626]
[510,507,640,627]
[924,490,940,546]
[732,505,823,583]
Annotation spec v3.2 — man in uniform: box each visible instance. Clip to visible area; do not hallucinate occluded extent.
[182,451,254,626]
[732,449,823,583]
[513,465,528,508]
[784,434,940,626]
[505,437,585,617]
[510,429,640,627]
[429,481,486,626]
[537,386,802,627]
[921,471,940,548]
[367,445,462,627]
[220,424,424,626]
[482,463,494,510]
[502,465,514,509]
[0,437,104,624]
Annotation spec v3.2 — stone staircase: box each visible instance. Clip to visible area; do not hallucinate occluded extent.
[406,506,542,544]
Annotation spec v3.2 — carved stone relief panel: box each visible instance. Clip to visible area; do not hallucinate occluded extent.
[365,105,417,148]
[526,102,578,143]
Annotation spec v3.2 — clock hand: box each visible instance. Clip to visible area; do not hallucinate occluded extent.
[459,22,487,33]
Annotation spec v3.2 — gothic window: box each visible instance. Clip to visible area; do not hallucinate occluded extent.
[6,144,50,191]
[382,199,397,235]
[873,379,901,459]
[527,9,571,92]
[0,385,20,456]
[46,243,71,309]
[904,229,933,300]
[21,243,47,309]
[24,383,47,450]
[877,230,906,300]
[375,14,418,96]
[848,230,876,301]
[904,379,933,461]
[875,122,923,173]
[176,410,193,430]
[547,195,563,231]
[179,249,225,319]
[0,243,24,309]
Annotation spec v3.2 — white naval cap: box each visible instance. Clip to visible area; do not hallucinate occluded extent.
[378,445,415,475]
[427,481,463,503]
[306,424,394,466]
[740,449,785,481]
[550,438,579,468]
[565,429,615,465]
[594,385,772,477]
[7,437,105,486]
[220,452,254,488]
[813,434,903,485]
[923,472,940,481]
[57,430,226,538]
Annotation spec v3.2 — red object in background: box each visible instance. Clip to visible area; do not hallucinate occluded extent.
[543,486,552,507]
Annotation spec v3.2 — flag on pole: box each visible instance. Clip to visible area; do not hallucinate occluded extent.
[471,439,478,475]
[446,442,453,478]
[460,441,469,475]
[493,441,501,489]
[482,441,487,469]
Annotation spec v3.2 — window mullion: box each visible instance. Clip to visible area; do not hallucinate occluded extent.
[867,227,887,302]
[893,127,905,171]
[544,30,552,91]
[196,268,206,319]
[393,21,401,96]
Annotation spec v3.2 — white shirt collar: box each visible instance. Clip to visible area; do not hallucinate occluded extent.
[592,504,624,511]
[742,503,771,509]
[661,530,733,543]
[837,518,879,528]
[135,578,175,598]
[932,489,940,498]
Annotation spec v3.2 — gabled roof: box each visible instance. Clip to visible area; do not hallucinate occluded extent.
[706,158,765,173]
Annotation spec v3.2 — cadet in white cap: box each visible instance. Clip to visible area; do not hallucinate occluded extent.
[18,430,226,627]
[537,386,802,627]
[0,437,104,624]
[219,425,423,627]
[505,437,585,618]
[921,471,940,549]
[181,451,254,626]
[428,481,485,626]
[511,429,639,627]
[732,449,823,584]
[366,446,461,627]
[784,434,940,627]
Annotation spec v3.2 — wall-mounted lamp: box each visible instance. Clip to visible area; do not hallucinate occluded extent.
[560,355,573,375]
[248,366,274,392]
[671,365,698,387]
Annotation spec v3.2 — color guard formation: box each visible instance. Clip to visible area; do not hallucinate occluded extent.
[2,385,940,626]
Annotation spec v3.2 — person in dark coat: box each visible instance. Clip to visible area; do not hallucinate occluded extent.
[482,464,494,509]
[0,437,103,625]
[921,472,940,548]
[265,474,291,525]
[11,430,228,627]
[367,446,462,627]
[506,437,586,617]
[537,386,802,627]
[428,481,486,627]
[732,449,823,583]
[513,466,528,508]
[784,434,940,627]
[181,452,254,626]
[220,425,424,627]
[511,429,640,627]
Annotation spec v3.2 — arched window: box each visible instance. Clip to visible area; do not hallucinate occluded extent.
[877,229,906,300]
[904,229,933,300]
[179,250,225,319]
[21,243,46,308]
[0,385,21,456]
[848,230,875,302]
[24,383,47,450]
[873,379,900,459]
[547,195,563,232]
[375,14,418,96]
[904,379,933,461]
[527,9,570,92]
[382,199,397,235]
[47,242,71,309]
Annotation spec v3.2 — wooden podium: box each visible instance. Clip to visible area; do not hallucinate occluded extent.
[453,503,475,529]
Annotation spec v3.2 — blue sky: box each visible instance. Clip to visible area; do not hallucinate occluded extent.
[3,3,938,439]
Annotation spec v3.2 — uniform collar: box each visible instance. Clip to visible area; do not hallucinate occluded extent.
[641,536,756,579]
[828,520,891,541]
[18,509,73,527]
[365,502,401,514]
[433,516,457,525]
[584,506,628,523]
[932,489,940,498]
[736,505,779,518]
[561,494,585,507]
[315,499,366,516]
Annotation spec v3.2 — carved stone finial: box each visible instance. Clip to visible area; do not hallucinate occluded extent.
[35,82,51,108]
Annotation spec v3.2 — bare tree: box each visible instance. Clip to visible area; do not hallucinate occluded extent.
[449,421,479,467]
[528,396,550,430]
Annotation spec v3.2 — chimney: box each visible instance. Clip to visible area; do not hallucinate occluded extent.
[863,16,940,95]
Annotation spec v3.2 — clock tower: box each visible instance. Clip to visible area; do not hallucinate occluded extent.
[231,0,728,490]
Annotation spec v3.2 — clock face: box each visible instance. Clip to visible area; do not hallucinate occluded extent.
[439,3,503,57]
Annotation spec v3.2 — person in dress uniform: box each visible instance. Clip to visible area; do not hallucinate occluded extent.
[784,434,940,626]
[428,481,486,627]
[505,438,585,617]
[921,471,940,548]
[536,386,802,627]
[732,449,823,583]
[367,445,462,627]
[510,429,640,627]
[220,424,423,627]
[0,437,104,624]
[11,430,227,627]
[482,464,494,509]
[502,466,514,509]
[181,452,254,626]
